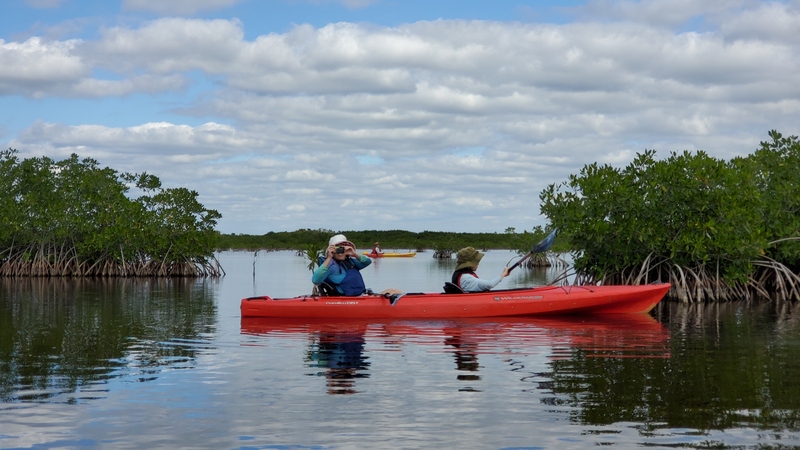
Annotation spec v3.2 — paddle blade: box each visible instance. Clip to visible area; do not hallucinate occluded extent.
[530,229,556,253]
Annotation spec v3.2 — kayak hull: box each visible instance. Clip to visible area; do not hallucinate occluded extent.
[240,284,670,319]
[363,251,416,258]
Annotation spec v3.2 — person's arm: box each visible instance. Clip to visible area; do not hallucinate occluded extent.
[459,268,510,292]
[459,274,496,292]
[311,245,337,284]
[311,264,329,284]
[345,247,372,268]
[355,255,372,268]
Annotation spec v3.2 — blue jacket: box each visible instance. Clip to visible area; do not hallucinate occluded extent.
[312,255,372,296]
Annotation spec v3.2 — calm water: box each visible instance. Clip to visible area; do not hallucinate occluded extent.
[2,250,800,449]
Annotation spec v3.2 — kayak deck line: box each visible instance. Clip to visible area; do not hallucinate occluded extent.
[241,283,671,319]
[242,284,602,301]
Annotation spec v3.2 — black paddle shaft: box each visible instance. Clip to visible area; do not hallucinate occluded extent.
[508,229,557,273]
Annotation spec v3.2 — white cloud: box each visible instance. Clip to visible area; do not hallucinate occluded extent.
[4,2,800,233]
[0,37,86,97]
[72,74,188,97]
[718,2,800,44]
[87,18,244,73]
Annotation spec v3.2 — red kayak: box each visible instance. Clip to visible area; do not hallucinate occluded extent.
[240,283,670,319]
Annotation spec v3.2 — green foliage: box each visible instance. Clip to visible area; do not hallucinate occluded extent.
[744,130,800,270]
[0,149,222,276]
[540,131,800,290]
[299,241,327,272]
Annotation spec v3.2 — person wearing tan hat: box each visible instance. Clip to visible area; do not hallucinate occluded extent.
[312,234,372,296]
[371,241,383,255]
[451,246,511,292]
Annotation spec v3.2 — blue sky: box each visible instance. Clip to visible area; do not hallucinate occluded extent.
[1,1,585,36]
[2,0,799,234]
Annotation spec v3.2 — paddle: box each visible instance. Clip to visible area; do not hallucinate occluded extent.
[507,229,557,274]
[380,288,405,306]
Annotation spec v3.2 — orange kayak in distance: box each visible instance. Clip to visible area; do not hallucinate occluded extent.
[362,251,416,258]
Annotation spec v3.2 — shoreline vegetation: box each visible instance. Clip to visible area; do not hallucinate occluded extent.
[217,227,563,263]
[540,130,800,303]
[0,149,223,278]
[4,129,799,304]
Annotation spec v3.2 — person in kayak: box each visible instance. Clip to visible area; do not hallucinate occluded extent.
[451,246,510,292]
[312,234,372,296]
[371,241,383,255]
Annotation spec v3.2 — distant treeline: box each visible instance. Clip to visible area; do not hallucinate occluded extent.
[217,227,565,254]
[1,149,223,277]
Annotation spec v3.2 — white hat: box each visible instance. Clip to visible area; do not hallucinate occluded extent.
[329,234,355,248]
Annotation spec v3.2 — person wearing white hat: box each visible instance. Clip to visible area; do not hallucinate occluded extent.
[451,246,510,292]
[312,234,372,296]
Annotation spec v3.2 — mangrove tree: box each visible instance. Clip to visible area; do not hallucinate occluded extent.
[540,130,800,302]
[0,149,223,277]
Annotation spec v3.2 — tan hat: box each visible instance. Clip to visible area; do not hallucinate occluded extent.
[329,234,355,248]
[455,246,484,270]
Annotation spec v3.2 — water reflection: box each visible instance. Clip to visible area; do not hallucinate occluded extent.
[0,277,217,405]
[241,314,671,396]
[306,324,370,395]
[645,301,800,434]
[444,330,481,389]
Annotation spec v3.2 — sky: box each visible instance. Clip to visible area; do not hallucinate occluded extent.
[2,0,799,235]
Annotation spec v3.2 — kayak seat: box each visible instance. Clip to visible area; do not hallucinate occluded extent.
[317,282,341,297]
[443,282,465,294]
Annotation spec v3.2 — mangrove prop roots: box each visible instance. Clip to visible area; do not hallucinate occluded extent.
[433,249,454,259]
[571,254,800,303]
[0,246,224,278]
[523,252,567,269]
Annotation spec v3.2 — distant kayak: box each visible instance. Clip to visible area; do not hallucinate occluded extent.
[240,283,670,319]
[362,251,416,258]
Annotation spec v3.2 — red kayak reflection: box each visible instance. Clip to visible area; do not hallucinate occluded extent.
[241,314,670,394]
